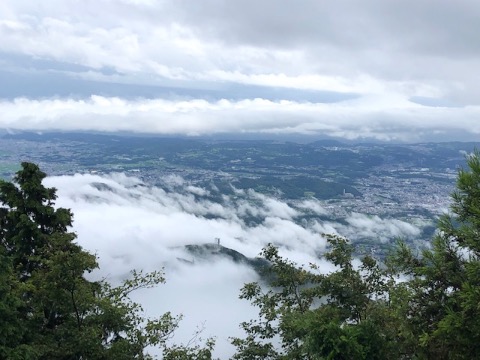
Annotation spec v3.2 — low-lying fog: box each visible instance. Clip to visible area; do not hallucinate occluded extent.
[45,173,422,358]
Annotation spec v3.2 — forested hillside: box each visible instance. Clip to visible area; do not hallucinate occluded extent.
[1,153,480,359]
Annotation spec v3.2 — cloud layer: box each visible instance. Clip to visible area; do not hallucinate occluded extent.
[44,172,422,357]
[1,1,480,140]
[2,96,480,141]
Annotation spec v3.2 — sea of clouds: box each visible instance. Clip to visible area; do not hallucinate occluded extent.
[44,172,422,358]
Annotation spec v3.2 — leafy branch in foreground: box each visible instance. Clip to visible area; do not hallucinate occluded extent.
[231,235,404,360]
[233,150,480,360]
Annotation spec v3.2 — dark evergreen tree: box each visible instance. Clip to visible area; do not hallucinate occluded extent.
[0,163,215,359]
[390,150,480,359]
[0,162,74,279]
[233,152,480,360]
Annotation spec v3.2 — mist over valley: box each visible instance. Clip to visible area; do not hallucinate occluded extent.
[0,132,474,357]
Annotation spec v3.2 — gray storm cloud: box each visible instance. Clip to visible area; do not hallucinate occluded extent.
[43,172,423,357]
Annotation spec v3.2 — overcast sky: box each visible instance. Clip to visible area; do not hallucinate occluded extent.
[1,0,480,141]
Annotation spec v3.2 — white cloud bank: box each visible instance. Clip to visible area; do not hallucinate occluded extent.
[44,172,422,357]
[2,96,480,141]
[2,1,480,141]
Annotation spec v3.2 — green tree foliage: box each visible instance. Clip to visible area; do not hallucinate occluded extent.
[389,150,480,359]
[233,151,480,360]
[0,162,214,359]
[231,235,405,360]
[0,246,34,359]
[5,151,480,359]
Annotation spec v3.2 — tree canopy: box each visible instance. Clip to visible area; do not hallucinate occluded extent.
[0,162,214,359]
[2,151,480,359]
[232,151,480,360]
